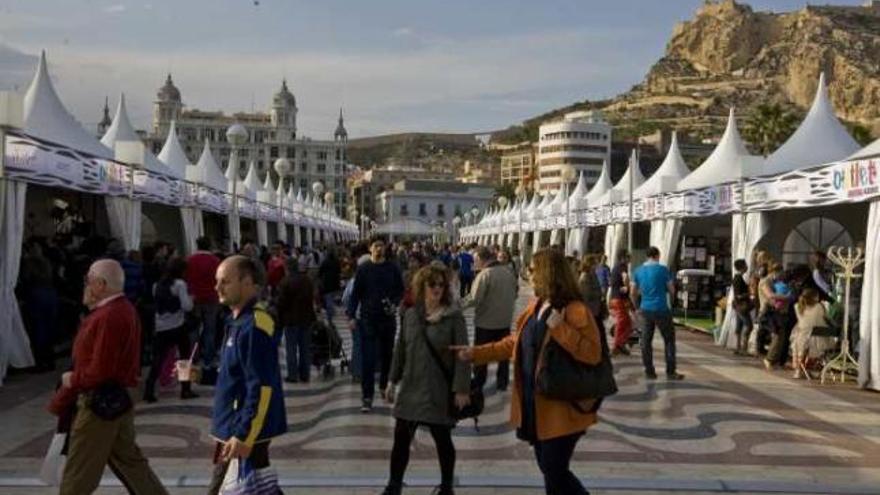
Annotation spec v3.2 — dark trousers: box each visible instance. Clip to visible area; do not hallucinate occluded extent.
[144,325,192,398]
[360,314,396,402]
[460,275,473,299]
[474,327,510,390]
[284,325,312,382]
[207,441,276,495]
[193,302,221,369]
[639,310,676,376]
[765,309,792,365]
[23,286,59,368]
[388,418,455,490]
[533,432,588,495]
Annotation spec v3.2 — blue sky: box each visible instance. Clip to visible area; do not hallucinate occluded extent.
[0,0,863,138]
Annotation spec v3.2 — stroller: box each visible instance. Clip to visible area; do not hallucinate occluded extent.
[311,318,349,379]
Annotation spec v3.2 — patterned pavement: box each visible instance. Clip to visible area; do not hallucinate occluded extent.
[1,285,880,494]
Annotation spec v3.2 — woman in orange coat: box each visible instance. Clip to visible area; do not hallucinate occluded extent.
[451,247,602,495]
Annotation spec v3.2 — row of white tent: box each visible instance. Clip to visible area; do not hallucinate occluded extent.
[460,73,880,393]
[0,52,357,384]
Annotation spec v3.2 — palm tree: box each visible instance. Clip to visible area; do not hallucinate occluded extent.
[743,103,800,157]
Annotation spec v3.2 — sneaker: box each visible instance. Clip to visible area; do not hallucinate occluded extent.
[180,389,200,400]
[666,372,685,381]
[361,399,373,413]
[645,371,658,380]
[380,485,402,495]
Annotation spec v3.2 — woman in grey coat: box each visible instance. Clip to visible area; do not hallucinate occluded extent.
[382,263,471,495]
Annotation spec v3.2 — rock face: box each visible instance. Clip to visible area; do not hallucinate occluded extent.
[521,0,880,141]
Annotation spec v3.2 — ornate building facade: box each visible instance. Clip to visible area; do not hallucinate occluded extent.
[141,75,349,215]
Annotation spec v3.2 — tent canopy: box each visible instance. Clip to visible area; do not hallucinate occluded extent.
[634,131,690,199]
[156,120,190,179]
[677,108,763,191]
[193,140,227,191]
[568,172,588,208]
[24,51,112,158]
[101,94,176,177]
[602,150,645,205]
[764,73,859,175]
[583,160,612,206]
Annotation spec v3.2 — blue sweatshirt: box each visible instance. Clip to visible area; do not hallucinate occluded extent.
[347,260,404,319]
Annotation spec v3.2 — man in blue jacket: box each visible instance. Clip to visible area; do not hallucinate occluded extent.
[208,255,287,494]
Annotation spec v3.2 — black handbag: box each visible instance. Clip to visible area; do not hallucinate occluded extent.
[419,319,484,422]
[87,382,133,421]
[536,308,618,404]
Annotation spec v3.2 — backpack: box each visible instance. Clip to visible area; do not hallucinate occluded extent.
[155,279,182,315]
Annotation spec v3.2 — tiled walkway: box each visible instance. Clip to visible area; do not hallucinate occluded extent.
[1,286,879,494]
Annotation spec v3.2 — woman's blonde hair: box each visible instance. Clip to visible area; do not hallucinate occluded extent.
[797,288,820,314]
[413,263,452,307]
[531,248,581,309]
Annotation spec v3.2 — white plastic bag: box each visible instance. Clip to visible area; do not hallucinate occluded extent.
[39,433,67,486]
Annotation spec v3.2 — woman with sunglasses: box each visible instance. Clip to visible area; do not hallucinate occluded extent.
[382,262,471,495]
[451,248,602,495]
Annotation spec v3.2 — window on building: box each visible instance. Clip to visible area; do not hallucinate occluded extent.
[300,178,307,188]
[300,162,308,172]
[400,204,409,216]
[286,147,295,158]
[270,147,278,158]
[317,163,326,173]
[240,148,249,158]
[437,204,445,217]
[336,149,341,161]
[258,160,264,169]
[419,203,427,216]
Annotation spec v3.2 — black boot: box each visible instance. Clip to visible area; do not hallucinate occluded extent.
[380,484,402,495]
[143,384,158,403]
[180,381,199,399]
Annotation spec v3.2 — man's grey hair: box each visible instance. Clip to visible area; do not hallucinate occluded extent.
[475,246,493,263]
[90,259,125,293]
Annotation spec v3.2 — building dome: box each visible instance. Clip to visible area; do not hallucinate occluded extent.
[157,73,181,102]
[273,79,296,108]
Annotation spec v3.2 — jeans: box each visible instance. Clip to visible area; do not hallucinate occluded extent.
[322,291,339,328]
[360,314,396,402]
[474,327,510,390]
[639,310,676,376]
[533,432,588,495]
[388,418,455,490]
[192,302,221,369]
[350,320,363,379]
[460,275,474,299]
[284,325,312,382]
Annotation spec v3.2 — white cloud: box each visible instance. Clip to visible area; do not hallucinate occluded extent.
[392,27,414,37]
[103,4,127,14]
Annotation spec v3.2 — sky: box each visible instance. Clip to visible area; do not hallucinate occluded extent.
[0,0,864,138]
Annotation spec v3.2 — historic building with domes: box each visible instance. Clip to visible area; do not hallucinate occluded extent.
[140,74,349,215]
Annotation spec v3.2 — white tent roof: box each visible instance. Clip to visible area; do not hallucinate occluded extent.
[584,161,612,205]
[258,172,276,204]
[847,137,880,161]
[101,94,176,177]
[525,192,541,219]
[634,132,691,199]
[602,150,645,205]
[568,172,588,208]
[764,73,859,175]
[194,139,227,191]
[537,192,553,216]
[677,108,763,191]
[156,120,189,179]
[241,161,260,200]
[23,51,112,158]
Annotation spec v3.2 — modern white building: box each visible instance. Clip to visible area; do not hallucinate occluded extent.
[537,110,612,192]
[124,75,350,216]
[377,179,494,239]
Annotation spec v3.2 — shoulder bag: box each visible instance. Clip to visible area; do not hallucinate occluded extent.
[418,318,484,423]
[536,308,617,405]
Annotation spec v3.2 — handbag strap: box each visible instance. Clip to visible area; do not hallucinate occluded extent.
[417,313,454,386]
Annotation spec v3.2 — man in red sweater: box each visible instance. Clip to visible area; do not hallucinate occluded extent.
[50,259,167,495]
[186,236,222,378]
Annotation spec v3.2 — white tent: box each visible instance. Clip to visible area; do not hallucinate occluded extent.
[243,162,267,246]
[603,151,646,267]
[533,193,554,255]
[763,73,859,176]
[158,121,202,254]
[584,160,613,205]
[637,132,691,265]
[676,109,763,192]
[562,172,588,256]
[193,139,227,191]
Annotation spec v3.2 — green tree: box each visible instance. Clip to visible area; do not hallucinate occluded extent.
[743,103,800,157]
[847,123,874,147]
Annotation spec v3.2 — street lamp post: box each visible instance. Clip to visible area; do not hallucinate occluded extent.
[226,123,249,250]
[562,168,576,252]
[324,191,334,243]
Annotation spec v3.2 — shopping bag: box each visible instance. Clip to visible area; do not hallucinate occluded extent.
[220,457,281,495]
[39,433,67,486]
[159,348,179,388]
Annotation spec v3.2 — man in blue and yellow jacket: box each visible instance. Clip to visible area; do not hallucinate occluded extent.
[208,255,287,494]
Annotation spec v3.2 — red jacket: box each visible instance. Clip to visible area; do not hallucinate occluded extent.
[186,251,221,304]
[48,295,142,415]
[267,255,287,289]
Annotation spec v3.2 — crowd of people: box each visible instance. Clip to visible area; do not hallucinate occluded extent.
[19,227,854,495]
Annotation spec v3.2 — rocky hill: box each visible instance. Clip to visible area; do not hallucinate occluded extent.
[496,0,880,143]
[346,132,495,174]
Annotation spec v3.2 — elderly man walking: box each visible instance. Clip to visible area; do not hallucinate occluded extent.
[462,246,518,391]
[48,259,168,495]
[208,255,288,494]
